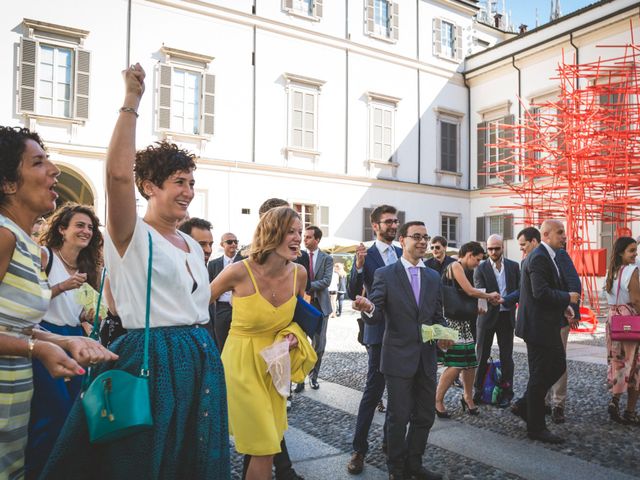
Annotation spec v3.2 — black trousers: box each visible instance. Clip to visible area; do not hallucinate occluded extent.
[520,341,566,433]
[474,311,514,393]
[242,438,294,479]
[385,361,436,476]
[213,301,232,351]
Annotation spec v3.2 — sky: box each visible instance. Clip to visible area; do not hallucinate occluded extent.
[501,0,596,29]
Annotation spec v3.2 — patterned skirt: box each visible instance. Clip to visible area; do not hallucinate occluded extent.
[606,310,640,395]
[0,350,33,480]
[437,318,478,369]
[42,325,231,479]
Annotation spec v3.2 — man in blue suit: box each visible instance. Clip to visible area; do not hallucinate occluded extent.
[346,205,402,475]
[353,221,451,480]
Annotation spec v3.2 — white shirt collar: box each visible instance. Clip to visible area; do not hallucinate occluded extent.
[400,257,425,269]
[375,239,394,255]
[307,248,319,255]
[489,256,503,271]
[541,241,556,260]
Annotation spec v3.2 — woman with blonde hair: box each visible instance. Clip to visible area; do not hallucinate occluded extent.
[604,236,640,425]
[212,206,316,480]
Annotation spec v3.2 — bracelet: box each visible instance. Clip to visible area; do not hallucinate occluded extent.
[119,106,139,117]
[27,338,37,360]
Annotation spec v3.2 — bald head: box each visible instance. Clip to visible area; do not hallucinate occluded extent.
[486,234,504,262]
[221,232,238,257]
[540,220,566,250]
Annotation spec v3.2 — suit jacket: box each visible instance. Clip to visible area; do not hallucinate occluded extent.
[348,243,403,345]
[308,249,334,316]
[208,253,244,283]
[474,258,520,328]
[515,244,571,346]
[365,261,446,378]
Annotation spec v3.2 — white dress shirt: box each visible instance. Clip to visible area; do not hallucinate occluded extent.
[218,255,235,303]
[489,257,508,312]
[541,241,561,277]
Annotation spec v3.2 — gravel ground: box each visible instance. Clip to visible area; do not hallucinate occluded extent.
[319,350,640,478]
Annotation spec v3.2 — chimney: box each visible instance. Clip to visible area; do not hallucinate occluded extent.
[519,24,528,34]
[494,13,503,29]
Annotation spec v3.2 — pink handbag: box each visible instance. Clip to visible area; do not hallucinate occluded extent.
[610,266,640,341]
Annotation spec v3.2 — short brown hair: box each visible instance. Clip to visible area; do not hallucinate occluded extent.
[370,205,397,225]
[250,206,300,264]
[134,141,196,200]
[259,198,289,217]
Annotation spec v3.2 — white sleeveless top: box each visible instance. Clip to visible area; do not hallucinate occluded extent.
[43,251,83,327]
[605,264,638,306]
[104,217,210,329]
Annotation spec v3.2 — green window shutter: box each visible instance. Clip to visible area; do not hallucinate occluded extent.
[477,121,487,188]
[202,73,215,135]
[476,216,486,242]
[363,207,374,241]
[19,37,37,114]
[432,18,441,56]
[390,2,400,41]
[503,214,514,240]
[74,48,91,121]
[157,63,172,130]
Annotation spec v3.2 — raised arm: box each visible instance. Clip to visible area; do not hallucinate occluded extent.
[106,63,146,255]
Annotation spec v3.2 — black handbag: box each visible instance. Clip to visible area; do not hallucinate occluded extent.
[441,264,477,320]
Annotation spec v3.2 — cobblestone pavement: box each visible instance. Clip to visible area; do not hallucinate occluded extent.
[229,307,639,479]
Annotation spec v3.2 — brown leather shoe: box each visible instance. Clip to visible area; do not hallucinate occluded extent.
[347,452,364,475]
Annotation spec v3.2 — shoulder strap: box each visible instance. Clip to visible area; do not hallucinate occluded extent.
[45,246,54,276]
[242,259,260,294]
[293,263,298,296]
[140,232,152,377]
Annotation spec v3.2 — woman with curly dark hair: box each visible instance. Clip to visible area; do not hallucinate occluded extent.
[43,64,230,479]
[25,203,104,478]
[0,126,116,479]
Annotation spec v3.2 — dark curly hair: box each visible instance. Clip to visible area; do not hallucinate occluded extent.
[134,141,196,200]
[0,126,46,206]
[458,241,485,258]
[178,217,212,236]
[39,202,104,289]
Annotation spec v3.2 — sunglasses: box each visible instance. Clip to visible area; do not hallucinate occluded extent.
[487,247,502,252]
[378,219,400,226]
[430,245,442,250]
[224,239,239,245]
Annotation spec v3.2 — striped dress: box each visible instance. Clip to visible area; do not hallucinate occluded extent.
[0,215,51,480]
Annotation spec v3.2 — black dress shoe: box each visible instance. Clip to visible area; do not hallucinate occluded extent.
[406,466,443,480]
[293,382,305,394]
[544,404,552,415]
[310,378,319,390]
[551,406,565,424]
[527,429,565,444]
[510,403,527,422]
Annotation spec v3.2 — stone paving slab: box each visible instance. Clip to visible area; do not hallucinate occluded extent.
[292,452,388,480]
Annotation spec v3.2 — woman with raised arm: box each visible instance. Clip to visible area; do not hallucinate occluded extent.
[43,64,230,478]
[211,206,315,480]
[0,126,116,480]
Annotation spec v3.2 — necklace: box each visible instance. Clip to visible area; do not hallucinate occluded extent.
[56,249,78,270]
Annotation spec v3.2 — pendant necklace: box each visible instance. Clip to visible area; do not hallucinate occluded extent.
[56,249,78,270]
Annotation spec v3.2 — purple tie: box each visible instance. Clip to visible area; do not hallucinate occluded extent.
[409,266,420,305]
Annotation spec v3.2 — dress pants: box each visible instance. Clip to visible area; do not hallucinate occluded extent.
[309,312,329,382]
[352,344,387,455]
[385,358,436,475]
[546,325,570,408]
[519,340,566,433]
[474,311,514,394]
[213,301,233,351]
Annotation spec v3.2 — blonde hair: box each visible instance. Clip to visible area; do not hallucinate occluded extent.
[249,206,300,264]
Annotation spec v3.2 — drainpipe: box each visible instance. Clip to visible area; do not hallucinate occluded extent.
[126,0,132,67]
[512,56,521,122]
[416,0,421,184]
[569,32,579,87]
[462,71,471,190]
[344,0,349,174]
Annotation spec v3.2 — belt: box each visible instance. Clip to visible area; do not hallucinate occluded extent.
[0,324,35,336]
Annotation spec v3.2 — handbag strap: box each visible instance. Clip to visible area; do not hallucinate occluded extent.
[88,267,107,341]
[615,265,626,306]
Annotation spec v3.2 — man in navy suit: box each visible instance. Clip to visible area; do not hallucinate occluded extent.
[473,234,520,407]
[346,205,402,475]
[354,221,451,480]
[512,220,580,444]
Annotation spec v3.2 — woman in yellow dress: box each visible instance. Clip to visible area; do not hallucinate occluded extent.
[211,206,316,480]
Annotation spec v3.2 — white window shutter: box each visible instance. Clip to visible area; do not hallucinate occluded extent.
[319,205,330,237]
[74,48,91,120]
[283,0,293,9]
[157,63,172,130]
[366,0,375,34]
[313,0,323,17]
[432,18,442,56]
[202,73,215,136]
[19,37,37,114]
[390,2,400,41]
[455,24,463,60]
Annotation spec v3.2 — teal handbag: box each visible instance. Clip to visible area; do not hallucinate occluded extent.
[81,232,154,444]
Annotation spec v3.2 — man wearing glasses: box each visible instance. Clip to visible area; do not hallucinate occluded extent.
[208,232,242,350]
[347,205,402,475]
[425,236,455,276]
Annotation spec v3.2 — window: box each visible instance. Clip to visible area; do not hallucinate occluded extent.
[283,0,323,19]
[157,47,215,136]
[441,215,459,247]
[476,114,515,188]
[475,214,513,241]
[432,18,463,61]
[284,73,324,155]
[365,0,399,41]
[293,203,330,236]
[366,92,400,165]
[18,19,91,121]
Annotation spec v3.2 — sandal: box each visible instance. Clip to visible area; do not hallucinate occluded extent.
[623,410,640,426]
[608,397,625,424]
[377,400,386,413]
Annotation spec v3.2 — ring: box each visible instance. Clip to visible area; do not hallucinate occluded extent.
[89,361,97,366]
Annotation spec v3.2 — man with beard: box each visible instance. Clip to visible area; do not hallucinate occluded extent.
[347,204,402,475]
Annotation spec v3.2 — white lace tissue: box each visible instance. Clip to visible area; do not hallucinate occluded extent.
[260,339,291,398]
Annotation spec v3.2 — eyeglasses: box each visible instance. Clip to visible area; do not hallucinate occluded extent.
[224,239,239,245]
[487,247,502,252]
[378,219,400,226]
[407,234,430,242]
[430,245,442,250]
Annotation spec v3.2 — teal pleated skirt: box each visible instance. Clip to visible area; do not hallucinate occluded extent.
[42,325,230,479]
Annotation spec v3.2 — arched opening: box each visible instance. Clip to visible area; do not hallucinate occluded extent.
[55,165,95,208]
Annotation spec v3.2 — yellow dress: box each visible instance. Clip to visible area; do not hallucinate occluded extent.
[221,260,316,455]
